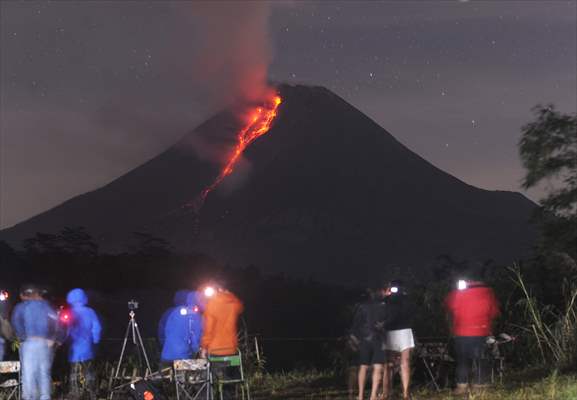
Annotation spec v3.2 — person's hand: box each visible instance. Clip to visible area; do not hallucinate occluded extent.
[347,335,360,352]
[200,348,207,359]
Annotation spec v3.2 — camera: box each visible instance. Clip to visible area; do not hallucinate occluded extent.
[128,299,139,311]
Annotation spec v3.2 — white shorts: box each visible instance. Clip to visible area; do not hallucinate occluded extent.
[384,329,415,352]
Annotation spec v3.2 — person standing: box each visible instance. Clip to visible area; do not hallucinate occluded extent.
[349,289,387,400]
[158,290,203,363]
[65,288,102,400]
[11,284,60,400]
[445,278,500,395]
[382,281,415,400]
[200,284,243,400]
[0,289,13,361]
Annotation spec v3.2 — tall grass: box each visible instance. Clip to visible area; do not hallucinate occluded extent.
[511,265,577,369]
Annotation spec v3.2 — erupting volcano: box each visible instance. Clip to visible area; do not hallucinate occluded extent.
[192,93,282,210]
[0,84,537,284]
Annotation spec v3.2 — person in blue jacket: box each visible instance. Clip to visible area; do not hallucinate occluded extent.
[11,284,60,400]
[65,288,102,400]
[158,290,203,363]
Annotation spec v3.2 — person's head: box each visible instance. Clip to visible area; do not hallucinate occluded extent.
[201,280,227,299]
[384,280,404,296]
[66,288,88,307]
[20,284,41,300]
[173,290,189,306]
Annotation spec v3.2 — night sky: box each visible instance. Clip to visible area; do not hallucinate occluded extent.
[1,1,575,229]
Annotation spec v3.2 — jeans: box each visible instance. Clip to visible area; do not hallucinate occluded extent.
[453,336,489,385]
[0,337,5,361]
[21,338,54,400]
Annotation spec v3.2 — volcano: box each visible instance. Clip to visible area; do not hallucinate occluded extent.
[0,84,537,283]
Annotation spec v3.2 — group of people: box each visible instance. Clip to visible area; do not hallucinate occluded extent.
[158,284,244,362]
[348,277,499,400]
[0,282,244,400]
[0,284,101,400]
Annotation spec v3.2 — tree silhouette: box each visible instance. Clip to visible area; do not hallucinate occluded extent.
[519,105,576,259]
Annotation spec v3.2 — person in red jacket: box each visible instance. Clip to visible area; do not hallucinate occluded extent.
[445,279,499,395]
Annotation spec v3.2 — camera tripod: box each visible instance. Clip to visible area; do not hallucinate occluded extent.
[108,309,153,399]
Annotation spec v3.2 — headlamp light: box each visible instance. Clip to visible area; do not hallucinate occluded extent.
[457,280,468,290]
[204,286,216,298]
[390,286,399,294]
[59,309,72,324]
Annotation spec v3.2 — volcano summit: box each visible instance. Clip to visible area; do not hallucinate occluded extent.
[0,84,536,283]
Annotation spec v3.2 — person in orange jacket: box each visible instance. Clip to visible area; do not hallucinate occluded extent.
[200,284,244,357]
[200,283,244,400]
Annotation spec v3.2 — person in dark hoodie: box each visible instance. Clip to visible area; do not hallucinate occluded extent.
[349,288,387,400]
[65,288,102,400]
[382,280,415,400]
[0,289,13,361]
[11,284,60,400]
[158,290,203,363]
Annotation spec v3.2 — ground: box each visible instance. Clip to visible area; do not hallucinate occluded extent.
[249,370,577,400]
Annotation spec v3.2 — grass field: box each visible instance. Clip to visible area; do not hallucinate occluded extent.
[249,370,577,400]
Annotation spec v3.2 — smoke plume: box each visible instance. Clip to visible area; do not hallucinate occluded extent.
[189,1,272,106]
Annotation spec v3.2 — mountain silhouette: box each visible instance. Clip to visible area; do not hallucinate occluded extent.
[0,84,537,283]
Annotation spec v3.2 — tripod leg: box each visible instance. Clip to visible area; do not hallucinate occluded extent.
[133,320,153,376]
[109,319,132,400]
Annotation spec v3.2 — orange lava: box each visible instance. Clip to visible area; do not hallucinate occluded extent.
[197,94,282,207]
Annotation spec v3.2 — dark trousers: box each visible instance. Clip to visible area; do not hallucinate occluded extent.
[69,361,96,400]
[453,336,489,385]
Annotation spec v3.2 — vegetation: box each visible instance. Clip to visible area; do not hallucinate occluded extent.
[1,104,576,398]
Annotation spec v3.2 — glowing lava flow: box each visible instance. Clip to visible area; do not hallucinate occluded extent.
[194,94,282,209]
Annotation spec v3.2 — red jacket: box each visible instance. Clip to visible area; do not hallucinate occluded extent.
[445,284,499,337]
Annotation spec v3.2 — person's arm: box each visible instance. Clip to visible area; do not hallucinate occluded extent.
[489,290,500,320]
[91,309,102,344]
[11,304,25,340]
[200,310,216,356]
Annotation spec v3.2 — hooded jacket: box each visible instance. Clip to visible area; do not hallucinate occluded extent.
[11,299,59,341]
[159,290,203,361]
[66,288,102,362]
[445,284,500,337]
[201,291,243,356]
[384,292,415,331]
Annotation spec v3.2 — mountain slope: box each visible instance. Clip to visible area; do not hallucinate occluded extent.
[0,84,537,282]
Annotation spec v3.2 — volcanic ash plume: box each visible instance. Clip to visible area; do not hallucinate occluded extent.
[190,1,272,106]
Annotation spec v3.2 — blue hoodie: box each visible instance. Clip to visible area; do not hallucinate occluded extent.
[159,290,203,361]
[11,299,59,341]
[66,288,102,362]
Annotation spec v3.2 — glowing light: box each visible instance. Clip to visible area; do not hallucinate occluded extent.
[60,310,71,323]
[204,286,216,298]
[390,286,399,294]
[180,307,187,316]
[0,291,8,301]
[458,280,467,290]
[194,94,282,209]
[193,305,199,313]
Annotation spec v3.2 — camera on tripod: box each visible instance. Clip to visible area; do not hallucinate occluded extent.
[128,299,139,311]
